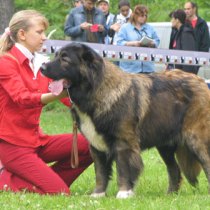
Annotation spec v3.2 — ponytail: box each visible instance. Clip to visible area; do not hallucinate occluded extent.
[0,27,15,55]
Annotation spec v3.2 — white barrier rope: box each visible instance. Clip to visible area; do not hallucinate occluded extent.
[43,40,210,66]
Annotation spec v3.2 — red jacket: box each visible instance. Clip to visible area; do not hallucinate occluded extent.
[0,46,52,147]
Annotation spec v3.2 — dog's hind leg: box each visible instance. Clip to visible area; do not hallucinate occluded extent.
[185,135,210,193]
[176,145,201,186]
[157,145,182,193]
[90,146,113,197]
[115,141,142,198]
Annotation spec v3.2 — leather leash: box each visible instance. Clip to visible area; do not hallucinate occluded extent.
[67,88,79,168]
[71,121,79,168]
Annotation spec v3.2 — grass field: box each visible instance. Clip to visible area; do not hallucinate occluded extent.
[1,102,210,210]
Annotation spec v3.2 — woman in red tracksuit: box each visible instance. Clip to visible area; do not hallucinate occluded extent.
[0,10,92,194]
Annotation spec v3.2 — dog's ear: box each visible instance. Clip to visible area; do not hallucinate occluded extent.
[81,47,103,70]
[81,45,104,89]
[82,49,95,63]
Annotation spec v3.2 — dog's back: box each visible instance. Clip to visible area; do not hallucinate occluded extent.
[99,62,210,193]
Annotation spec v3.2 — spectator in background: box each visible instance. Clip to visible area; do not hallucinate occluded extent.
[64,0,107,43]
[116,5,160,74]
[108,0,132,45]
[96,0,114,44]
[168,9,198,74]
[184,1,210,52]
[74,0,83,7]
[64,0,83,40]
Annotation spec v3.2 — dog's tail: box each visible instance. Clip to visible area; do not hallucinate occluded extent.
[176,145,202,186]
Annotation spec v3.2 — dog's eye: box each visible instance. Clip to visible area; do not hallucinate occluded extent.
[60,52,71,63]
[62,56,71,63]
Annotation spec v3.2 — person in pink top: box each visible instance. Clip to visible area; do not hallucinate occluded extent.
[0,10,92,195]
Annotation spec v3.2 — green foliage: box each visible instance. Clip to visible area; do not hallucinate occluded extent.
[131,0,184,22]
[41,101,72,133]
[42,100,68,112]
[15,0,73,40]
[199,2,210,21]
[131,0,210,21]
[14,0,210,40]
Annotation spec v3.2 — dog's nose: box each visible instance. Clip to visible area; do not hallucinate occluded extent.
[40,63,47,74]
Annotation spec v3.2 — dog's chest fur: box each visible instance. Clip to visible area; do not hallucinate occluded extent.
[73,106,108,152]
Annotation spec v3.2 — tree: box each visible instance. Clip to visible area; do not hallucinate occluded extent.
[15,0,72,39]
[0,0,15,34]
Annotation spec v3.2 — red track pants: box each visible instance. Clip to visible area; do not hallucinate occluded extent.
[0,134,92,195]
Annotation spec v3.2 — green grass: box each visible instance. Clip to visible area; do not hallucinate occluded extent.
[1,102,210,210]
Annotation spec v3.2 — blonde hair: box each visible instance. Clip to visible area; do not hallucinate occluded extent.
[0,10,48,55]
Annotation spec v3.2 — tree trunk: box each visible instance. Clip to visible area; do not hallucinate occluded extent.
[0,0,15,34]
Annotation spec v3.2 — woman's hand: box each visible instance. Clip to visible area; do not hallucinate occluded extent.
[41,89,68,105]
[97,24,104,32]
[110,23,121,32]
[80,22,92,31]
[140,40,155,48]
[147,41,155,48]
[125,41,141,47]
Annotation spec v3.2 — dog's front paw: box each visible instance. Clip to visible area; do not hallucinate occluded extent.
[90,192,106,198]
[116,190,134,199]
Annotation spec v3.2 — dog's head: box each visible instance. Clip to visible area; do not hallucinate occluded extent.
[41,43,105,89]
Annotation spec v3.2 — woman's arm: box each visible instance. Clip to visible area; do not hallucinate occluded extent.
[64,9,84,37]
[125,41,141,47]
[151,27,160,48]
[0,56,68,107]
[116,24,141,47]
[41,89,68,105]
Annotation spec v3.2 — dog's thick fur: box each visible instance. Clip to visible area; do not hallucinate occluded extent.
[41,43,210,198]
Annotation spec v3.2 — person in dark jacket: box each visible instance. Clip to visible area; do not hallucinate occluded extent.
[168,9,198,74]
[64,0,107,43]
[184,1,210,52]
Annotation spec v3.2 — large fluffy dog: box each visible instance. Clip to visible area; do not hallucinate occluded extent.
[41,43,210,198]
